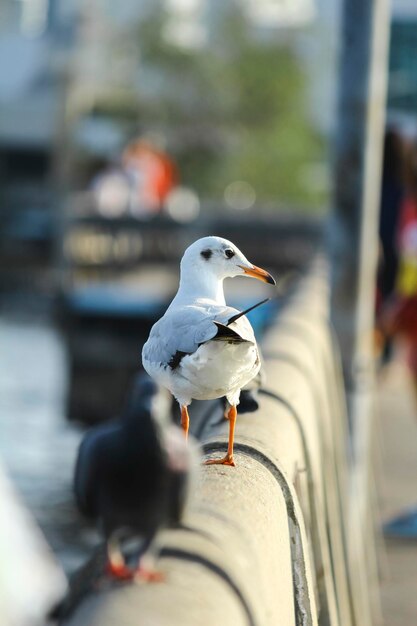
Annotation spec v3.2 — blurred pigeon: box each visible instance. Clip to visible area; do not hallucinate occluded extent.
[73,373,193,582]
[142,236,276,466]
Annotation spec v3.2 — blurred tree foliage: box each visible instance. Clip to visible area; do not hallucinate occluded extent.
[136,6,326,209]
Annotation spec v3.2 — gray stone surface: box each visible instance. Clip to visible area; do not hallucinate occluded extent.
[65,455,297,626]
[376,360,417,625]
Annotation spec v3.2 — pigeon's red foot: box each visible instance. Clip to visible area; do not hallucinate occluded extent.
[134,566,165,584]
[204,454,235,467]
[106,559,134,581]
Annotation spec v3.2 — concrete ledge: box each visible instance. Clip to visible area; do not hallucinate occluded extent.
[263,333,352,624]
[65,454,299,626]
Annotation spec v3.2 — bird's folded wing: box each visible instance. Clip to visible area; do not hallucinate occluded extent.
[144,304,253,366]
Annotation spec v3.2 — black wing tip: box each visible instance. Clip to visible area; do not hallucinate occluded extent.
[227,297,271,326]
[168,350,190,370]
[213,321,251,343]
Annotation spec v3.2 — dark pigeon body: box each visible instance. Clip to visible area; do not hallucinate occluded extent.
[74,374,188,540]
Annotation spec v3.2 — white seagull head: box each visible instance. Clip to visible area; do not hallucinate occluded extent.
[180,236,276,284]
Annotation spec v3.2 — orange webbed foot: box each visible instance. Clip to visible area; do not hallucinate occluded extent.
[204,454,235,467]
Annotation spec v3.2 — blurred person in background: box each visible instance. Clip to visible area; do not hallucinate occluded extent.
[122,139,178,217]
[381,135,417,538]
[90,138,178,218]
[375,127,405,364]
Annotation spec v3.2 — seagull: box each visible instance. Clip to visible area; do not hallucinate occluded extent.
[142,236,276,466]
[74,373,193,582]
[234,364,266,414]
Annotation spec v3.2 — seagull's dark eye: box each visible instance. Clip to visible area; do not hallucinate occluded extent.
[201,249,212,260]
[225,248,235,259]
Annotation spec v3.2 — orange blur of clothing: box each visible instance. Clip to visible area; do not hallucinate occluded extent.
[122,141,178,212]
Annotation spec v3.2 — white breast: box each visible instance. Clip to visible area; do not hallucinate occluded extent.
[146,340,260,407]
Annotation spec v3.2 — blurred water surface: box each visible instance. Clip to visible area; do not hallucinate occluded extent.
[0,314,99,574]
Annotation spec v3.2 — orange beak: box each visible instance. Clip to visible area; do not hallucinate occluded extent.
[238,264,276,285]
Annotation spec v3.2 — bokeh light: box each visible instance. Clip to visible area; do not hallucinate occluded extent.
[165,186,200,222]
[224,181,256,211]
[93,172,131,217]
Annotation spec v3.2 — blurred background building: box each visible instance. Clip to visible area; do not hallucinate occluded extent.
[1,0,417,225]
[0,0,331,219]
[2,2,417,428]
[1,0,333,421]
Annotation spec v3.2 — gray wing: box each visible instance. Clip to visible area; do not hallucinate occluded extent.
[143,304,253,367]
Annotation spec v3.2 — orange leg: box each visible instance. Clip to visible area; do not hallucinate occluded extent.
[180,405,190,441]
[205,405,237,467]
